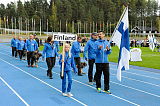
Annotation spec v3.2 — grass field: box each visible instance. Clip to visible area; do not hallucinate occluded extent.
[109,46,160,70]
[39,45,160,70]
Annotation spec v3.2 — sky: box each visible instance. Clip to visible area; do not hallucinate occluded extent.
[0,0,160,6]
[0,0,50,5]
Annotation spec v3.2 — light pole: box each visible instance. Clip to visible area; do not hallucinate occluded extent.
[40,19,41,36]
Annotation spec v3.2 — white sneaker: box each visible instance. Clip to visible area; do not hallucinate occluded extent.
[67,92,73,97]
[88,82,93,85]
[62,93,68,97]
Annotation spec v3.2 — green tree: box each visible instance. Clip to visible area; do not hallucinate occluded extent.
[17,0,27,18]
[155,17,160,32]
[49,2,58,32]
[0,4,6,19]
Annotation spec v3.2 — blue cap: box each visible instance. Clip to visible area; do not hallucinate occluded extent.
[91,32,97,36]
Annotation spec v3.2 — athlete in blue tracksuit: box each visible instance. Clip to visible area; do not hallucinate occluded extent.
[17,37,26,60]
[42,36,59,79]
[54,41,60,52]
[59,44,77,97]
[11,36,18,57]
[71,37,83,76]
[26,35,38,67]
[94,31,112,94]
[84,32,97,84]
[53,41,60,66]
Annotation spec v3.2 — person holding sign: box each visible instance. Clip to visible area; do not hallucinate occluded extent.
[95,31,112,94]
[71,36,83,76]
[59,44,77,97]
[42,36,59,79]
[84,32,98,85]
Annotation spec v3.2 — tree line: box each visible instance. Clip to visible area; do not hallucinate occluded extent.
[0,0,159,34]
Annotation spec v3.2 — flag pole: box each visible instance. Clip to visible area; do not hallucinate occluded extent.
[40,19,41,36]
[61,41,66,78]
[109,6,128,42]
[84,21,85,34]
[100,21,101,31]
[47,19,48,36]
[15,17,16,36]
[0,16,1,35]
[66,20,68,33]
[4,16,6,35]
[11,17,13,35]
[19,17,20,36]
[80,21,81,36]
[25,18,27,35]
[72,20,74,33]
[28,18,29,35]
[59,20,61,32]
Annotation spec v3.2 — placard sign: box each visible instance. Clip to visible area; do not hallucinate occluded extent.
[52,33,77,78]
[53,34,77,41]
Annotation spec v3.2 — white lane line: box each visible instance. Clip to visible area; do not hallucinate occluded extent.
[1,51,160,98]
[92,69,160,98]
[1,49,160,87]
[110,73,160,87]
[94,67,160,88]
[0,76,29,106]
[86,70,160,98]
[0,52,140,106]
[0,58,87,106]
[109,80,160,98]
[110,68,160,80]
[110,63,160,75]
[1,45,160,78]
[1,44,160,76]
[39,66,140,106]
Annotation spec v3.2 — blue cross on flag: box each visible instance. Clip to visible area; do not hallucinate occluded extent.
[111,7,130,81]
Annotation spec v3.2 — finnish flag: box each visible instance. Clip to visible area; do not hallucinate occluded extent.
[148,35,155,51]
[111,7,130,81]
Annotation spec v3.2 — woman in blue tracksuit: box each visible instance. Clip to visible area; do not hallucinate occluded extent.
[42,36,59,79]
[11,36,18,57]
[59,43,77,97]
[17,37,26,60]
[84,32,97,85]
[95,31,112,94]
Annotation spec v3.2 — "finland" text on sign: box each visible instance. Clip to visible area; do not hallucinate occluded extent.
[53,34,77,41]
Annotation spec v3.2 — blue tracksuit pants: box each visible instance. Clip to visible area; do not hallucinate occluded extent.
[62,70,72,93]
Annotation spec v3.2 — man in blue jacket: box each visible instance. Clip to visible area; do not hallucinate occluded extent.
[84,32,97,85]
[95,31,112,94]
[71,36,83,76]
[11,35,18,57]
[26,35,38,67]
